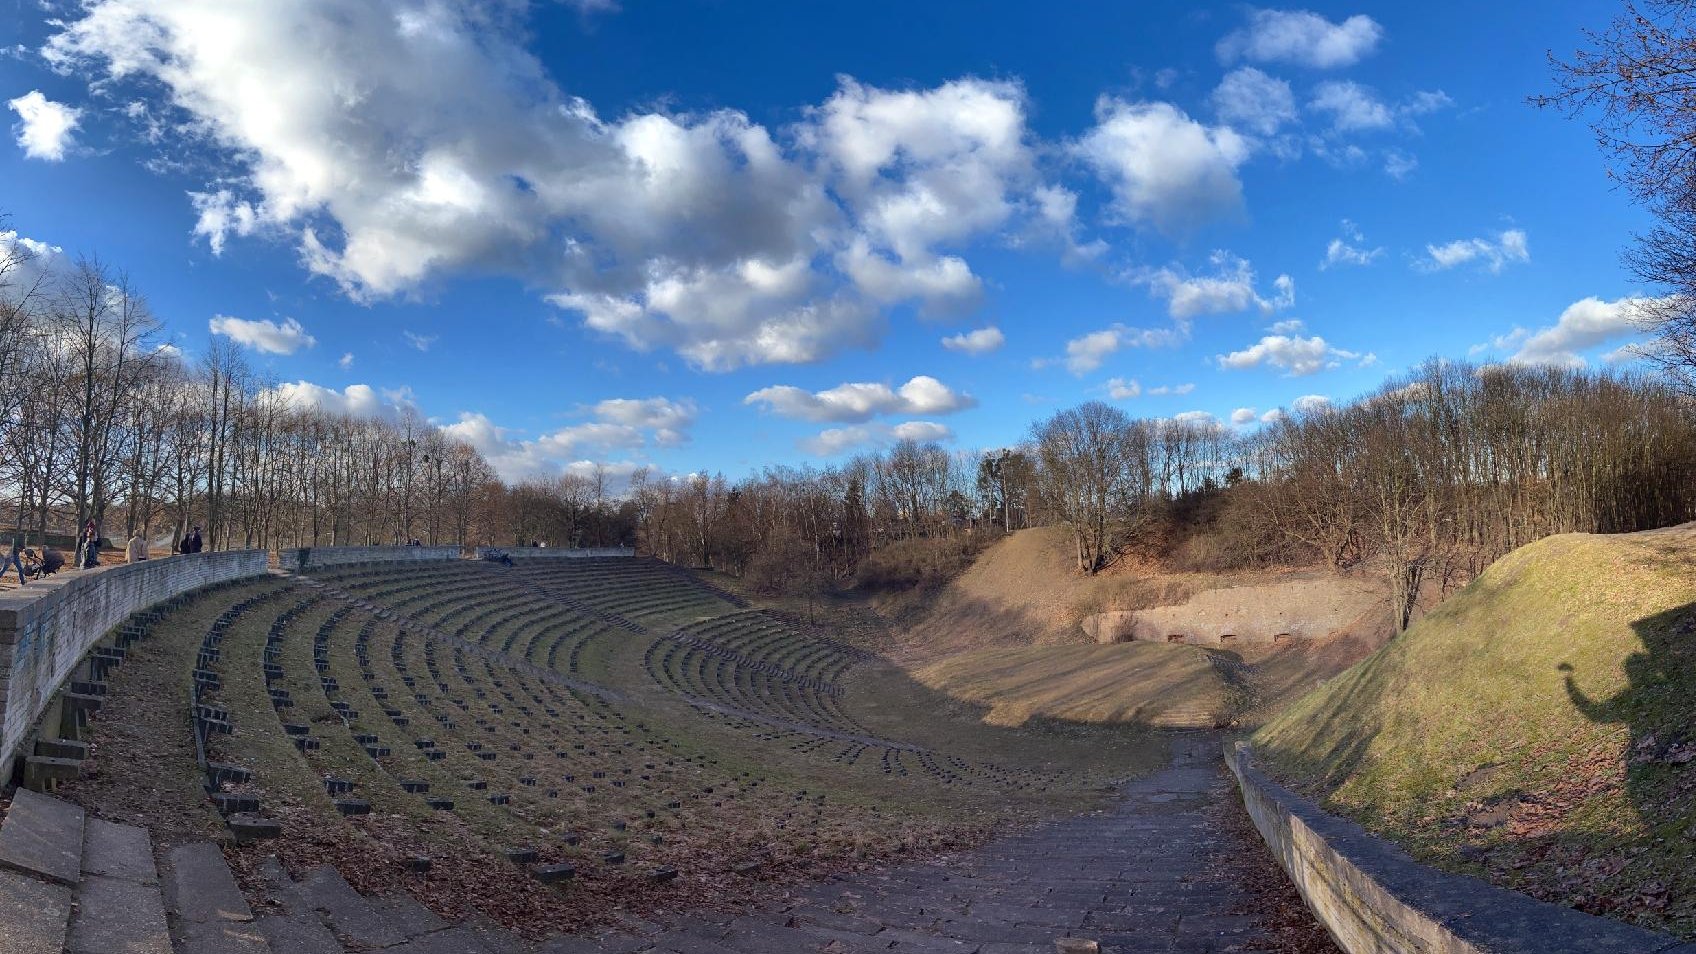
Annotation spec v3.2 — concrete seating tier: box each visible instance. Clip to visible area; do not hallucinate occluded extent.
[511,556,738,625]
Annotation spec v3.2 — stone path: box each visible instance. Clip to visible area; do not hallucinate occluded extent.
[0,733,1292,953]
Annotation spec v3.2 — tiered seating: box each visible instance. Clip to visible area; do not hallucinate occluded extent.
[511,556,738,627]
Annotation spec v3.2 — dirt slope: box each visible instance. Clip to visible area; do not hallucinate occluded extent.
[1253,524,1696,937]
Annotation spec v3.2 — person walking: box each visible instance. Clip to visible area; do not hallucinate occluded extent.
[3,534,25,586]
[78,522,100,569]
[187,526,204,554]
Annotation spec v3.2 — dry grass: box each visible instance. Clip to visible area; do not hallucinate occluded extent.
[908,643,1229,728]
[1253,524,1696,937]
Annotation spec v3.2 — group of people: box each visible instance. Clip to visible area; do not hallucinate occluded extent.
[2,523,205,588]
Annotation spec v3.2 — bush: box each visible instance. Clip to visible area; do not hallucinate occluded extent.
[852,532,996,592]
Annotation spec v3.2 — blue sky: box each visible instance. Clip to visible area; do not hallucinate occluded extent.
[0,1,1653,482]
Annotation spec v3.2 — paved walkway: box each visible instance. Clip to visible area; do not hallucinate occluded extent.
[490,731,1276,953]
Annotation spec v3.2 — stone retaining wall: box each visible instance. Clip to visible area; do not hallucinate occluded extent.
[0,550,268,779]
[1225,742,1692,954]
[477,546,634,560]
[276,545,462,571]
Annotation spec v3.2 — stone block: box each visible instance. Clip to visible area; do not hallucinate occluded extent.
[67,873,171,954]
[23,755,83,790]
[0,787,85,885]
[34,738,88,760]
[0,867,72,954]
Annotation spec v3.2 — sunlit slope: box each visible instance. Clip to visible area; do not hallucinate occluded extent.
[1254,524,1696,934]
[911,642,1230,728]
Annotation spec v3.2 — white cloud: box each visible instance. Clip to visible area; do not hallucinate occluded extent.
[403,330,437,352]
[1107,377,1141,399]
[1309,81,1393,132]
[1058,323,1186,375]
[1218,9,1383,69]
[1508,295,1655,367]
[1230,407,1258,425]
[1261,408,1285,423]
[1172,410,1219,426]
[1291,394,1332,413]
[745,375,974,423]
[1076,98,1249,234]
[1321,220,1382,268]
[337,352,354,370]
[1148,383,1197,396]
[1141,251,1294,319]
[801,420,952,456]
[7,90,81,161]
[208,315,316,355]
[1217,334,1373,376]
[442,397,697,481]
[1268,318,1306,334]
[1210,67,1296,136]
[42,7,1076,372]
[1420,229,1530,273]
[941,326,1005,355]
[1382,150,1418,180]
[1310,82,1451,135]
[590,396,698,446]
[266,381,410,420]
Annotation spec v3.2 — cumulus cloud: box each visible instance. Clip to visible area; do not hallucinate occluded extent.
[208,315,316,355]
[266,381,411,419]
[1106,377,1141,399]
[1309,82,1451,135]
[7,90,81,161]
[940,326,1004,355]
[1217,334,1374,376]
[1291,393,1332,413]
[442,396,696,481]
[1058,323,1186,375]
[1217,9,1384,69]
[1075,98,1249,234]
[801,420,952,457]
[1506,295,1655,367]
[1420,229,1529,273]
[745,375,974,423]
[1140,251,1294,319]
[42,5,1075,372]
[1320,220,1382,268]
[1230,407,1258,425]
[1210,67,1296,136]
[1309,81,1392,132]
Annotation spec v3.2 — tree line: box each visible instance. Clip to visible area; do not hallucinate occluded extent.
[637,360,1696,633]
[0,233,636,553]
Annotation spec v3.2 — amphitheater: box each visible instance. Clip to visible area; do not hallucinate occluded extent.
[0,547,1686,954]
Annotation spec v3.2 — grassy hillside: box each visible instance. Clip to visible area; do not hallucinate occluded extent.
[1254,525,1696,936]
[910,643,1231,728]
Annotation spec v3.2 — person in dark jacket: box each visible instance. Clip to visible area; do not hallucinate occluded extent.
[78,523,100,569]
[188,526,204,553]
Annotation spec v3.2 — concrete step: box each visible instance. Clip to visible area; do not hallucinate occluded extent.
[68,816,170,954]
[162,842,274,954]
[0,867,73,953]
[295,865,408,949]
[0,786,86,886]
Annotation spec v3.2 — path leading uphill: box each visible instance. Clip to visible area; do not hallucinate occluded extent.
[461,731,1293,953]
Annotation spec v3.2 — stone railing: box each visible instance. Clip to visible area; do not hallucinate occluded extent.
[276,545,461,571]
[475,546,634,560]
[0,550,268,779]
[1225,742,1692,954]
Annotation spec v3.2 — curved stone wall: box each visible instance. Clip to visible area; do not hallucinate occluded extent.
[276,545,461,571]
[475,546,635,560]
[0,550,269,778]
[1226,742,1692,954]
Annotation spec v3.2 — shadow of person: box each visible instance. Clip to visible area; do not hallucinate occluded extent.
[1558,600,1696,820]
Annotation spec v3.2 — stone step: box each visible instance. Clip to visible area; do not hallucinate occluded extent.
[295,865,408,949]
[0,787,86,886]
[66,817,171,954]
[0,867,73,952]
[162,841,274,953]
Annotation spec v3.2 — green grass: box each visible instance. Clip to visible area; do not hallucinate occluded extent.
[1253,528,1696,937]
